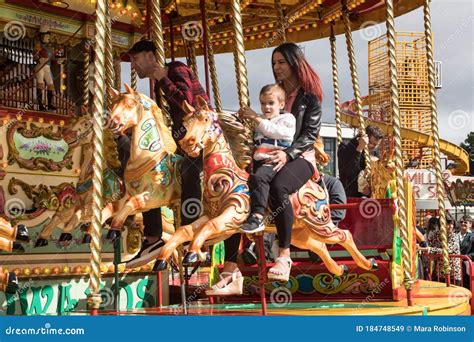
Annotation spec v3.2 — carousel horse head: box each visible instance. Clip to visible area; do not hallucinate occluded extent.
[108,83,150,135]
[63,114,93,147]
[179,96,219,158]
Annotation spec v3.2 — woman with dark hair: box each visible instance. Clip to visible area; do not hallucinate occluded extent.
[239,42,323,281]
[206,43,323,295]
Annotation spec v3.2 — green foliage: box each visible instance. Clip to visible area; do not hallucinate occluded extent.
[460,132,474,176]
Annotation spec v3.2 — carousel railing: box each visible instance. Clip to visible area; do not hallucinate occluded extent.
[0,31,78,116]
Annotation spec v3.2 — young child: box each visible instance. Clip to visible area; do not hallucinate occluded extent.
[240,84,296,233]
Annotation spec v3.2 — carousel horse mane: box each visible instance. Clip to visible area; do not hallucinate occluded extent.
[217,111,254,170]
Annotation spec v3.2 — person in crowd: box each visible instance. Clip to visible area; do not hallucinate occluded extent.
[209,42,324,293]
[124,40,211,268]
[337,125,383,198]
[240,84,296,233]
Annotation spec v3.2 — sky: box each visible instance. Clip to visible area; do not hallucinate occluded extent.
[123,0,473,146]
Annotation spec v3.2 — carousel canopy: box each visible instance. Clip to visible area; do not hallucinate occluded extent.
[1,0,425,56]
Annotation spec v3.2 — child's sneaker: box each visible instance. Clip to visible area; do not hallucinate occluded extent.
[240,214,265,234]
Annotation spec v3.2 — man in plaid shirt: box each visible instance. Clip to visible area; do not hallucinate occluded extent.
[124,40,211,268]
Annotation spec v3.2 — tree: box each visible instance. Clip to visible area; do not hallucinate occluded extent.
[460,132,474,176]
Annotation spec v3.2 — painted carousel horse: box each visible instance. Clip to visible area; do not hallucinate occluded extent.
[35,114,124,247]
[101,85,182,251]
[154,97,377,277]
[0,217,28,293]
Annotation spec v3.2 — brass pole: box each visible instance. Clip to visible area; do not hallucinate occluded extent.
[423,0,450,283]
[150,0,173,128]
[230,0,250,108]
[188,42,199,79]
[113,57,121,91]
[88,0,107,314]
[386,0,413,304]
[202,3,222,112]
[274,0,286,43]
[105,3,115,110]
[131,68,137,91]
[342,6,371,176]
[329,23,342,146]
[82,44,90,109]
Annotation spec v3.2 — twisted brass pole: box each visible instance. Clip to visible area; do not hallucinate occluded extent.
[131,68,137,91]
[423,0,450,282]
[88,0,107,314]
[105,4,114,110]
[203,7,222,112]
[329,23,342,146]
[274,0,286,44]
[82,44,90,110]
[188,42,199,79]
[230,0,250,108]
[150,0,173,128]
[342,6,371,176]
[386,0,413,303]
[114,57,121,91]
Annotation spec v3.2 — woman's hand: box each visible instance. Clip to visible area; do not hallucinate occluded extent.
[266,150,289,171]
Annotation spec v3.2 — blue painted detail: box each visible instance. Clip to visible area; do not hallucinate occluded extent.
[153,154,182,185]
[139,98,152,110]
[232,184,250,196]
[314,199,327,211]
[296,274,315,294]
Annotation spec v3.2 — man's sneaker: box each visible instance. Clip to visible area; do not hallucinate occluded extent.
[240,214,265,234]
[125,239,165,269]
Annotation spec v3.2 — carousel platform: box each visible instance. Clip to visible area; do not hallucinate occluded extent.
[90,281,471,316]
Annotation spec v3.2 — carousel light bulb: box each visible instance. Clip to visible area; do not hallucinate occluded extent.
[61,73,67,79]
[126,4,132,10]
[223,32,228,37]
[268,23,274,28]
[116,2,122,8]
[121,9,127,15]
[111,3,116,8]
[61,85,67,91]
[132,12,138,18]
[252,26,258,31]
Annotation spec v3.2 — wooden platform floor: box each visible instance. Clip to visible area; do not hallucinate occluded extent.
[95,281,471,316]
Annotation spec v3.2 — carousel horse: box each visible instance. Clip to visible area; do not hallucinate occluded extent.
[0,218,27,293]
[101,84,182,243]
[154,97,377,276]
[35,111,175,256]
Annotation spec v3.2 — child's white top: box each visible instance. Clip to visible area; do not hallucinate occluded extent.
[253,112,296,161]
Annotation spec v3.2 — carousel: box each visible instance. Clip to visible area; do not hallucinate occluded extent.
[0,0,471,316]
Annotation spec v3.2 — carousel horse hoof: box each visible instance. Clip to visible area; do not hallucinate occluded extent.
[5,272,19,294]
[15,224,30,243]
[182,251,199,266]
[12,242,25,253]
[153,260,168,272]
[59,233,73,242]
[341,264,349,276]
[81,234,92,244]
[34,238,48,248]
[370,258,378,270]
[241,246,257,265]
[106,230,121,242]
